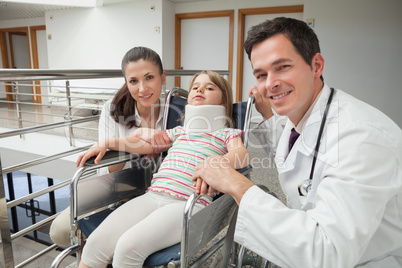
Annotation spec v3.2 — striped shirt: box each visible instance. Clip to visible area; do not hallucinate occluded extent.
[148,126,243,206]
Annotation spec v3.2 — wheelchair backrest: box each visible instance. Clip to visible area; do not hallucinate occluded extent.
[166,95,187,129]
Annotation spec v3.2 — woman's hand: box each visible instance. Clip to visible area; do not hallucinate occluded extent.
[76,141,108,167]
[133,128,171,153]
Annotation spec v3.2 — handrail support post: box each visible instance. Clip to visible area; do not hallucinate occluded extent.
[65,80,75,147]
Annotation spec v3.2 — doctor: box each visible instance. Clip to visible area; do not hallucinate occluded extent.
[193,17,402,267]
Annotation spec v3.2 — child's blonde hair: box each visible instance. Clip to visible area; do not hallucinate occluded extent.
[188,70,234,127]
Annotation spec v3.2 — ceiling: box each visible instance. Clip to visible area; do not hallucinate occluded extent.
[0,0,213,21]
[0,2,75,21]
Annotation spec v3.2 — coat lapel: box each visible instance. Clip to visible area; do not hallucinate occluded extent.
[275,85,333,174]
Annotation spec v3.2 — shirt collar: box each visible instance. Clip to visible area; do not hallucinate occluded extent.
[291,87,324,134]
[134,98,164,128]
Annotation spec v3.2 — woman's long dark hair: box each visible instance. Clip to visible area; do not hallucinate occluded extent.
[110,47,164,128]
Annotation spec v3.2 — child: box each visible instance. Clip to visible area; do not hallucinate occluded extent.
[76,70,249,268]
[50,46,166,247]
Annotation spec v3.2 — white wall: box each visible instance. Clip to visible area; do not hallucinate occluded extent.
[37,30,49,69]
[45,0,165,70]
[176,0,402,127]
[0,0,400,126]
[175,0,302,101]
[0,0,401,182]
[304,0,402,127]
[161,0,176,90]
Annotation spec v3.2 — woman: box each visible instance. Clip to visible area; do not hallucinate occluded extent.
[49,46,166,247]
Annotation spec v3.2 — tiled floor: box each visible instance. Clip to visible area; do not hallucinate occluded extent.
[12,236,76,268]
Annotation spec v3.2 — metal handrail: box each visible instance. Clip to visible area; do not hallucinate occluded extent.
[3,145,92,175]
[0,69,231,81]
[0,81,119,91]
[7,180,70,210]
[0,115,98,139]
[11,214,60,240]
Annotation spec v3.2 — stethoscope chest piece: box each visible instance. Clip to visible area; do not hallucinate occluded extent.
[298,179,311,196]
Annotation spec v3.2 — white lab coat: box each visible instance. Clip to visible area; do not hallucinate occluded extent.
[236,84,402,267]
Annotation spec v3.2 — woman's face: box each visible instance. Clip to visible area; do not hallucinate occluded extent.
[124,59,166,110]
[188,74,224,106]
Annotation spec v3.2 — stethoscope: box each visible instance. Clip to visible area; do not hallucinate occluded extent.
[298,87,335,196]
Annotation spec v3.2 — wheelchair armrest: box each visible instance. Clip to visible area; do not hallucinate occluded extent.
[84,150,139,167]
[235,164,253,176]
[70,151,152,223]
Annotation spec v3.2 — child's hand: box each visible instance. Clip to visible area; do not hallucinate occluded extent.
[193,177,220,197]
[76,142,108,167]
[193,156,225,197]
[192,155,231,196]
[133,128,171,153]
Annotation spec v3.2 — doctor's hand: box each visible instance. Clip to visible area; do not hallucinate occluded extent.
[193,177,219,197]
[193,156,222,197]
[249,86,274,120]
[192,156,254,205]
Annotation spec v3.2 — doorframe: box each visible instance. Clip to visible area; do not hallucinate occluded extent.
[0,31,13,101]
[8,31,29,69]
[0,25,46,103]
[175,10,234,87]
[0,27,31,101]
[30,25,46,104]
[235,5,304,102]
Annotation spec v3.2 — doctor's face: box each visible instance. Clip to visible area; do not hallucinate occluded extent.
[251,34,324,125]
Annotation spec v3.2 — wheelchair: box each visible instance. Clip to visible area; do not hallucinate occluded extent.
[51,87,261,268]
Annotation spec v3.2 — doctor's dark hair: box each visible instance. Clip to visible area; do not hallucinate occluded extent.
[244,17,324,82]
[110,46,164,128]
